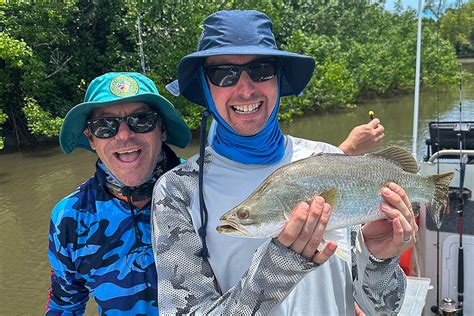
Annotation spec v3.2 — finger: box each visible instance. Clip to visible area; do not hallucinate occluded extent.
[312,241,337,265]
[277,202,309,247]
[374,133,385,144]
[301,202,331,258]
[355,302,366,316]
[395,217,416,247]
[381,185,412,223]
[393,218,405,245]
[375,131,385,140]
[368,118,381,128]
[291,196,325,254]
[387,183,411,213]
[387,183,420,238]
[380,202,413,234]
[374,122,384,132]
[374,124,384,136]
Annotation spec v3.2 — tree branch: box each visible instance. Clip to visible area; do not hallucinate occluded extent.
[44,55,72,79]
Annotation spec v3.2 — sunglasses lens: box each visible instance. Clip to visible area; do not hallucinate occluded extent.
[206,66,239,87]
[87,111,160,139]
[248,61,277,82]
[128,112,160,133]
[205,60,278,87]
[88,118,120,138]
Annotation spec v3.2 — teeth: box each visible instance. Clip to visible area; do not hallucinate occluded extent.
[233,102,260,113]
[117,149,139,154]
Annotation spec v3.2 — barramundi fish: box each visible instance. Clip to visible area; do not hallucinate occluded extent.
[217,147,453,253]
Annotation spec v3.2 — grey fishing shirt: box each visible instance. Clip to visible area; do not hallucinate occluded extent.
[151,136,406,315]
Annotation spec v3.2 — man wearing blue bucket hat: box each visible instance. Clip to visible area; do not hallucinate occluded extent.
[152,10,414,315]
[46,72,191,315]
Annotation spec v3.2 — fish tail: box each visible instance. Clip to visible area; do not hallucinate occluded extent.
[427,172,455,229]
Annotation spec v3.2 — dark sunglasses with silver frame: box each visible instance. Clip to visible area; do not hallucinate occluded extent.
[203,58,280,87]
[86,110,162,139]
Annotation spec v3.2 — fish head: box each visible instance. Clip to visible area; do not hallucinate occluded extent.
[217,187,289,238]
[217,205,286,238]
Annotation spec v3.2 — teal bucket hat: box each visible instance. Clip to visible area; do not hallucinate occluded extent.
[60,72,191,154]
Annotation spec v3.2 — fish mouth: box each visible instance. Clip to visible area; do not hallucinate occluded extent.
[216,220,249,236]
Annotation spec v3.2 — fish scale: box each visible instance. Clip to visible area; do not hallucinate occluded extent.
[217,147,453,239]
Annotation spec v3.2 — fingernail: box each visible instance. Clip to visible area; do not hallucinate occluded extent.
[314,197,324,208]
[382,187,391,196]
[300,203,309,213]
[323,204,331,214]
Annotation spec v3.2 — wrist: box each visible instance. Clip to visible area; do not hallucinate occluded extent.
[338,141,355,155]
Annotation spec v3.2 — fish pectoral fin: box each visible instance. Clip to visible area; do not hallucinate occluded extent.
[318,229,350,262]
[317,187,338,207]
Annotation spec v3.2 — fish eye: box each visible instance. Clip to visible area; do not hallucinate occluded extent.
[237,209,250,220]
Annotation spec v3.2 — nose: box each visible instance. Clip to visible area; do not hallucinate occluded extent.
[235,71,256,98]
[114,121,134,140]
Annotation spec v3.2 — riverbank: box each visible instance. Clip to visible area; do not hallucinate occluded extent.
[2,58,473,154]
[459,57,474,64]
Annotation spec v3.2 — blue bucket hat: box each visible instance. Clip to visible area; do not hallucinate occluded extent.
[166,10,315,106]
[60,72,191,154]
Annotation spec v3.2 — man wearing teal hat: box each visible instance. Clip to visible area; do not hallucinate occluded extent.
[46,72,190,315]
[152,10,415,315]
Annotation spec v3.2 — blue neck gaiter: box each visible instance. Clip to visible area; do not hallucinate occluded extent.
[199,68,285,165]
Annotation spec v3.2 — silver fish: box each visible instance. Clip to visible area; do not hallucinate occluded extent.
[217,147,453,240]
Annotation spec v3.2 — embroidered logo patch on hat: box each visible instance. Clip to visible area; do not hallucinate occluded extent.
[109,75,139,97]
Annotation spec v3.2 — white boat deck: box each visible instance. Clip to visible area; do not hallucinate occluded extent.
[399,277,432,316]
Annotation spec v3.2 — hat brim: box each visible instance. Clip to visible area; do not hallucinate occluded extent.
[175,46,315,106]
[59,93,191,154]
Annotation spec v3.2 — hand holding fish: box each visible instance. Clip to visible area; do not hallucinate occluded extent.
[277,196,338,265]
[362,182,419,259]
[338,118,384,155]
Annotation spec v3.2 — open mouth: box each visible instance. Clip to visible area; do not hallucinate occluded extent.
[114,149,142,163]
[216,220,249,236]
[216,224,238,233]
[231,102,262,114]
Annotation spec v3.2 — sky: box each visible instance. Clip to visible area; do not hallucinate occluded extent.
[384,0,424,11]
[384,0,460,14]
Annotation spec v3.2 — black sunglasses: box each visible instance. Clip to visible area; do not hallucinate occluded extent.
[86,111,161,138]
[204,58,279,87]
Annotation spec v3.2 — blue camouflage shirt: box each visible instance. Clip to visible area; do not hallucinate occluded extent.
[46,171,158,315]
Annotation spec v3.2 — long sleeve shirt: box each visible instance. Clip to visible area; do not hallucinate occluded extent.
[151,136,406,315]
[46,172,157,315]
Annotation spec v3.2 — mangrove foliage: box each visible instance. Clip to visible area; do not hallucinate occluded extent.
[0,0,470,149]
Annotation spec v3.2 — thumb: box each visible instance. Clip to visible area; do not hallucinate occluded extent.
[368,118,380,128]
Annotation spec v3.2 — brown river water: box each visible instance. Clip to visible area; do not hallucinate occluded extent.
[0,61,473,315]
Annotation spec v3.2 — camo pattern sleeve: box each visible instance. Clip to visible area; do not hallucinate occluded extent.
[46,176,158,315]
[351,226,406,315]
[151,152,319,315]
[47,216,90,314]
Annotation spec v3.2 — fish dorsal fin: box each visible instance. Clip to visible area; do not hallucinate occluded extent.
[368,146,419,174]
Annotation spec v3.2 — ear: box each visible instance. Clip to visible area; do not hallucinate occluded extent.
[161,128,167,142]
[83,128,96,151]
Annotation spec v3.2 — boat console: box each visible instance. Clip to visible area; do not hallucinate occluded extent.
[424,121,474,161]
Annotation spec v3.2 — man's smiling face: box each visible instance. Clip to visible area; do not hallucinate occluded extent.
[84,102,166,187]
[206,55,278,136]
